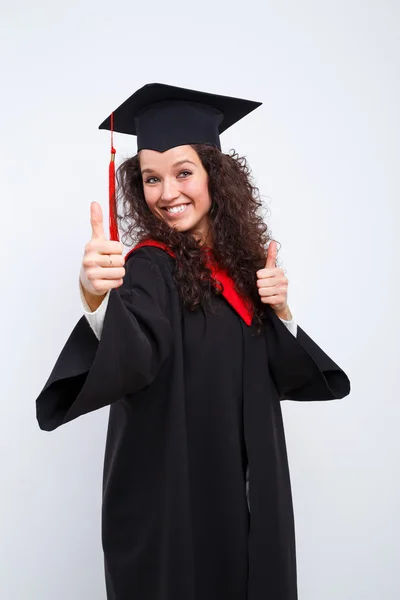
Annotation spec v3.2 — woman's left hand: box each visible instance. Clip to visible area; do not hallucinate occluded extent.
[256,241,292,320]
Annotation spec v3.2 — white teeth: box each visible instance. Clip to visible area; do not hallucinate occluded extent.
[166,205,187,214]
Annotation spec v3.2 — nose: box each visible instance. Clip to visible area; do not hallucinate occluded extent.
[160,177,180,203]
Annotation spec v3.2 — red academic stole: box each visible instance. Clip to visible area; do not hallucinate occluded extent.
[125,240,254,326]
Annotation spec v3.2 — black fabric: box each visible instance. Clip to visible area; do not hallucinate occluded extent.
[36,247,350,600]
[98,83,262,152]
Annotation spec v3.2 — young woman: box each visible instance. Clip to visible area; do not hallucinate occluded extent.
[36,83,350,600]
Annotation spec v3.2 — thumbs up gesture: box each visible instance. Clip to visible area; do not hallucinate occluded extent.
[256,240,292,319]
[80,202,125,309]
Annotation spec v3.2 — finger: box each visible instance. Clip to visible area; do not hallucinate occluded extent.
[256,268,274,280]
[90,201,106,240]
[98,254,125,268]
[91,279,124,294]
[104,254,125,267]
[257,279,288,292]
[258,287,275,297]
[99,254,126,268]
[256,277,276,288]
[86,267,126,281]
[265,240,277,269]
[86,240,124,255]
[257,267,287,282]
[258,286,286,298]
[260,295,286,305]
[83,253,125,269]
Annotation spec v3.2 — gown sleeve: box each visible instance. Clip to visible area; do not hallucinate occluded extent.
[264,306,351,401]
[36,250,173,431]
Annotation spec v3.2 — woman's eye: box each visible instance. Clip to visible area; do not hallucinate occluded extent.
[177,170,192,179]
[145,176,159,184]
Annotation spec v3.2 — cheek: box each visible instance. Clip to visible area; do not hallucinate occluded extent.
[183,180,211,211]
[143,188,159,213]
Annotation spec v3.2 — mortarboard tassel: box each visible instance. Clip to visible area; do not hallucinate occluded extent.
[109,112,119,241]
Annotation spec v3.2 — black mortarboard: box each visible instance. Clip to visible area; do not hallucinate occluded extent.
[100,83,262,240]
[99,83,262,152]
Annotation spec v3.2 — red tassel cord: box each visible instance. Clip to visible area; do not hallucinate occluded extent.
[109,112,119,241]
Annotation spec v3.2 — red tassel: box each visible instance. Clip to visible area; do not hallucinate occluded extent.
[109,112,119,241]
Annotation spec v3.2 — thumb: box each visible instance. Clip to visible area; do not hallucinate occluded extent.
[265,240,277,268]
[90,201,106,240]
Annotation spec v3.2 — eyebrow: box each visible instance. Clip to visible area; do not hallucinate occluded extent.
[141,159,197,175]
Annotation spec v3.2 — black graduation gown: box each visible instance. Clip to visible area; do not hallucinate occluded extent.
[36,246,350,600]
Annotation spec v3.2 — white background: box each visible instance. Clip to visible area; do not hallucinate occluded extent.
[1,1,399,598]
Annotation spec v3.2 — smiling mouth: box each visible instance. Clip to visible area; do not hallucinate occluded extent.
[163,204,190,215]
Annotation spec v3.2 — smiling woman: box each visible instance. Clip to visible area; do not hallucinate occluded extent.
[35,82,350,600]
[117,140,275,324]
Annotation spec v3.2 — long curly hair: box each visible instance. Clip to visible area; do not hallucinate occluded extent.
[116,144,274,327]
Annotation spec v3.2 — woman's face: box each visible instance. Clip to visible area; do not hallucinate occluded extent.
[139,145,212,243]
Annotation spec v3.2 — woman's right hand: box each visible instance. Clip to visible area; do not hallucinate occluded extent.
[80,202,125,310]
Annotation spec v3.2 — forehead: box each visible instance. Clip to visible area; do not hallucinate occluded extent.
[139,145,200,170]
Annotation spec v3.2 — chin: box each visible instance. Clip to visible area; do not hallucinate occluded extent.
[171,223,191,233]
[168,218,196,233]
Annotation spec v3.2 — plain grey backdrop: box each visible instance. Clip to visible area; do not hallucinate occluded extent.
[1,0,399,598]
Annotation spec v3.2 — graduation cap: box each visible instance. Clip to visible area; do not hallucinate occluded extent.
[99,83,262,240]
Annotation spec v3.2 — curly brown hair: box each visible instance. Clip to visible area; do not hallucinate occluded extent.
[116,144,275,327]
